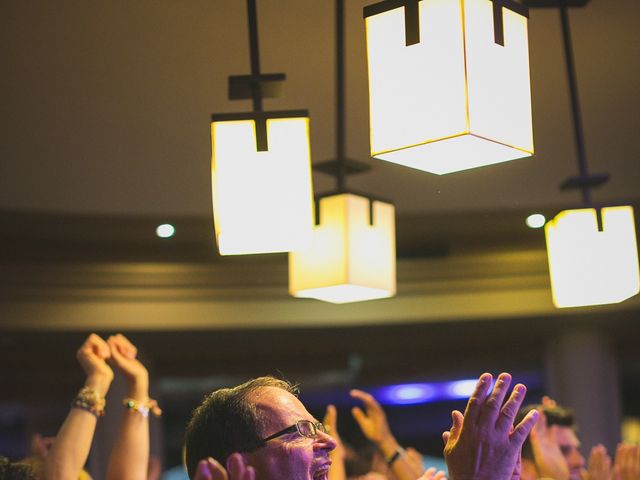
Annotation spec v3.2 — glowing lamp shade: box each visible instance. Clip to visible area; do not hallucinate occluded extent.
[211,117,313,255]
[289,194,396,304]
[364,0,533,174]
[545,206,640,308]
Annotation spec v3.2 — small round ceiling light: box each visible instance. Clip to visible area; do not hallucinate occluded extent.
[156,224,175,238]
[526,213,546,229]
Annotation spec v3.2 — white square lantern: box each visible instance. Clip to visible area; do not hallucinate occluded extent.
[211,112,314,255]
[545,206,640,308]
[289,193,396,304]
[364,0,534,174]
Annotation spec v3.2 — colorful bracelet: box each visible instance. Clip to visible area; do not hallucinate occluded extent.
[71,386,106,417]
[122,397,162,418]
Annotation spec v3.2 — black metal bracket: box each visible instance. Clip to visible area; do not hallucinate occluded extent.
[559,173,610,192]
[522,0,590,7]
[211,109,308,152]
[228,73,286,100]
[313,158,372,177]
[364,0,421,46]
[489,0,529,46]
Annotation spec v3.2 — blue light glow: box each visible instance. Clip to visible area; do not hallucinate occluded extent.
[373,378,481,406]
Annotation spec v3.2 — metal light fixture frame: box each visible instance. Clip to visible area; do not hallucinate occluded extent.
[525,0,640,307]
[288,0,397,304]
[210,0,314,256]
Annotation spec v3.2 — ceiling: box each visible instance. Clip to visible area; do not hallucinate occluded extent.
[1,0,639,219]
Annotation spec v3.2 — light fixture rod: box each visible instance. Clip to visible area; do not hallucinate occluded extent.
[247,0,263,112]
[336,0,346,191]
[559,3,590,206]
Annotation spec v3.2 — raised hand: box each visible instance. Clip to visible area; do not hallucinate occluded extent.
[350,389,394,447]
[586,444,612,480]
[107,334,149,401]
[529,408,569,480]
[612,443,640,480]
[324,404,347,480]
[324,404,345,459]
[77,333,114,397]
[443,372,538,480]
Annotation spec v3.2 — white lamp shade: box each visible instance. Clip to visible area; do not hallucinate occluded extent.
[211,117,314,255]
[545,206,640,308]
[289,193,396,304]
[365,0,533,174]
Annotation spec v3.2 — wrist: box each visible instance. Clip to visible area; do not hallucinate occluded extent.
[84,374,112,397]
[376,435,400,458]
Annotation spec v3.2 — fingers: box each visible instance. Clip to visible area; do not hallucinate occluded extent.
[434,471,447,480]
[462,373,492,426]
[449,410,463,444]
[509,407,538,448]
[351,406,368,428]
[350,389,383,414]
[108,333,137,359]
[442,430,450,446]
[78,333,110,361]
[227,453,255,480]
[324,404,337,435]
[195,458,228,480]
[478,372,512,426]
[496,383,527,433]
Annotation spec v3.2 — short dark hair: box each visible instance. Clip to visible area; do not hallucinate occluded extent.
[516,403,577,460]
[184,376,298,479]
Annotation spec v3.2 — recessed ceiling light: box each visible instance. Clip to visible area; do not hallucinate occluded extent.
[526,213,546,229]
[156,224,175,238]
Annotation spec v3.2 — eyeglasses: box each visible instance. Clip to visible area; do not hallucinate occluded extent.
[241,420,326,452]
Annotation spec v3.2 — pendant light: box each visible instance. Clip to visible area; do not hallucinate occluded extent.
[289,0,396,304]
[363,0,534,174]
[210,0,314,255]
[526,0,639,308]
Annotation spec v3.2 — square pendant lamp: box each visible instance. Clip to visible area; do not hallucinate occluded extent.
[289,193,396,304]
[364,0,534,174]
[288,0,397,304]
[526,0,640,308]
[545,207,640,308]
[211,0,313,255]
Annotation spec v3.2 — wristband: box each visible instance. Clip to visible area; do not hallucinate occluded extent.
[123,397,162,418]
[386,447,405,466]
[72,387,106,417]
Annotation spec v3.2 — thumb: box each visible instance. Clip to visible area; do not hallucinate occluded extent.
[449,410,463,443]
[351,406,368,428]
[442,431,450,446]
[324,404,337,432]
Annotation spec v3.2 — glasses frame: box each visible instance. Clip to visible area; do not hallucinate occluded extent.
[240,420,326,452]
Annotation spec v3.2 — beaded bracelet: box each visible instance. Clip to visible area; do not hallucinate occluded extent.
[122,397,162,418]
[71,386,106,417]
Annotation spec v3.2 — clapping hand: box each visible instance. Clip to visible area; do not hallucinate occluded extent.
[443,372,538,480]
[193,454,255,480]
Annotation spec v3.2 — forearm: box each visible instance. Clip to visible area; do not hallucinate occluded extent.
[44,376,109,480]
[328,450,347,480]
[106,381,150,480]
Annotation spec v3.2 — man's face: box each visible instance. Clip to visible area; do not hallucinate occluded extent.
[244,386,336,480]
[554,426,586,480]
